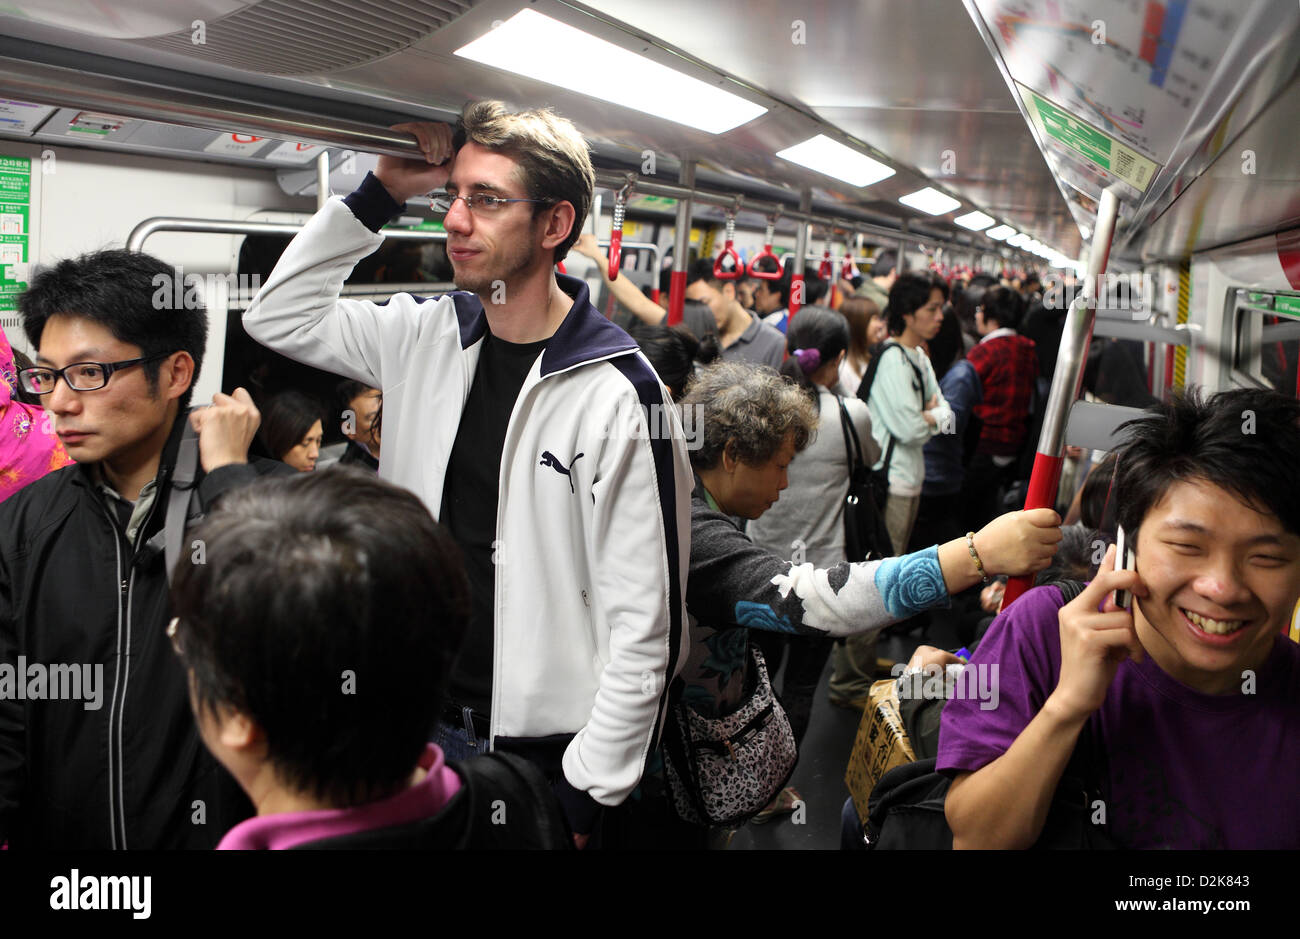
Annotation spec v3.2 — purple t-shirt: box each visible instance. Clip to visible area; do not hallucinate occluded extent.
[937,585,1300,849]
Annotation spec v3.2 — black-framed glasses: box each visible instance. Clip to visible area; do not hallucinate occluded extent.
[429,192,552,214]
[18,354,170,395]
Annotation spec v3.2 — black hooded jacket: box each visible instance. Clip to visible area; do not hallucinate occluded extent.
[0,413,292,848]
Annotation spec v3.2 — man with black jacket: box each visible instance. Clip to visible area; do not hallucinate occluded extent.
[0,249,291,849]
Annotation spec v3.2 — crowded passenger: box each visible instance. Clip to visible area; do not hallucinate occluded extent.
[0,248,292,849]
[834,295,884,396]
[685,257,784,367]
[335,379,382,472]
[0,321,72,501]
[258,390,325,472]
[752,260,791,331]
[746,307,880,820]
[831,271,953,705]
[855,249,897,309]
[570,233,718,341]
[624,320,719,401]
[242,103,694,849]
[962,285,1038,530]
[656,361,1059,843]
[942,388,1300,848]
[170,470,569,849]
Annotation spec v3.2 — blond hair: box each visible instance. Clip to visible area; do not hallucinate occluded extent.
[454,100,594,263]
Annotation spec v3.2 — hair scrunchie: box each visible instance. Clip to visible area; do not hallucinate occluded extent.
[793,347,821,374]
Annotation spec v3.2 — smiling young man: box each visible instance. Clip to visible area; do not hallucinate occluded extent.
[940,388,1300,849]
[242,102,693,848]
[0,249,289,848]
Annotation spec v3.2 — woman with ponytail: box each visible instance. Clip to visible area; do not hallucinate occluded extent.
[746,306,882,822]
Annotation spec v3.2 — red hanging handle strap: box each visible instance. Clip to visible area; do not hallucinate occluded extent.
[608,175,635,282]
[713,198,744,280]
[818,233,833,281]
[747,212,782,280]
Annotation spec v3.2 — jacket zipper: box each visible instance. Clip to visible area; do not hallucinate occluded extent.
[99,475,169,850]
[98,499,128,850]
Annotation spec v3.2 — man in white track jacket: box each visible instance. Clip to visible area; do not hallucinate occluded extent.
[243,103,693,847]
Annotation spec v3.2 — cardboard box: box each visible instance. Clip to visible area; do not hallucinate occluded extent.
[844,678,916,823]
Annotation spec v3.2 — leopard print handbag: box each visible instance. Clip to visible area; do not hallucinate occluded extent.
[662,644,798,829]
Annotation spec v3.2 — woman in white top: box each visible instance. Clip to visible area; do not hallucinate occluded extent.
[747,306,880,820]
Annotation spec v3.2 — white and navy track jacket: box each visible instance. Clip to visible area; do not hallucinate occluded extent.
[242,174,693,826]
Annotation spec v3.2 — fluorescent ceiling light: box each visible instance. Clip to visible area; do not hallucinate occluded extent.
[1007,233,1030,247]
[954,211,995,231]
[985,225,1016,241]
[898,187,961,215]
[775,135,895,188]
[454,10,767,134]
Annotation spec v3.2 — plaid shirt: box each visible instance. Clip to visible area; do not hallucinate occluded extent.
[967,330,1038,456]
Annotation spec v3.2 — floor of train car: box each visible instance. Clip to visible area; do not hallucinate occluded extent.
[731,605,964,851]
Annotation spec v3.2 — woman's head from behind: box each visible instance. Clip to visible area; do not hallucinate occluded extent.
[626,320,720,401]
[679,361,819,519]
[778,305,849,401]
[169,469,471,810]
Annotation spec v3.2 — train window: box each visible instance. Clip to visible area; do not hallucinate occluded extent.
[1232,289,1300,396]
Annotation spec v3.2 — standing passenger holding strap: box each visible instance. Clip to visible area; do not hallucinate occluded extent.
[831,272,953,706]
[243,103,693,849]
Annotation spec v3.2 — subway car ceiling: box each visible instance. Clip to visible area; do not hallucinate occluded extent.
[0,0,1298,267]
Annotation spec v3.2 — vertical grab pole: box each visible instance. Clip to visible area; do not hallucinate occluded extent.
[668,162,695,326]
[789,189,811,321]
[315,150,331,212]
[1002,186,1122,610]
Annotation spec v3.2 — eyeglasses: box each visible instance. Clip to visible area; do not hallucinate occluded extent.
[18,354,170,394]
[429,191,552,214]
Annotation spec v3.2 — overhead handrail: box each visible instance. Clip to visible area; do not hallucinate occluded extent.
[607,174,636,282]
[747,210,784,280]
[712,195,744,280]
[126,215,449,252]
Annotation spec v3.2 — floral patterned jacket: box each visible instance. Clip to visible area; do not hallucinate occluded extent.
[681,477,949,717]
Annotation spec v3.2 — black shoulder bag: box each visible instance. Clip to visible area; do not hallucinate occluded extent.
[836,396,895,562]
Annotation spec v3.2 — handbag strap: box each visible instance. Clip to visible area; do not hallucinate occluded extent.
[835,395,863,471]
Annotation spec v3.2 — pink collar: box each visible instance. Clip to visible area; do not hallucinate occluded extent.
[217,744,461,850]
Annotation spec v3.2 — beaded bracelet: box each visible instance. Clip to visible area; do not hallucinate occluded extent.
[966,531,990,584]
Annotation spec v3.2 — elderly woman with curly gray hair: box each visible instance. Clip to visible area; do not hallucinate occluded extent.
[640,359,1060,846]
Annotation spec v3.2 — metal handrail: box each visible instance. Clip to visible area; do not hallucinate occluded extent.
[127,216,449,253]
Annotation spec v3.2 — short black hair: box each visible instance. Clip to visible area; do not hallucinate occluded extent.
[980,285,1026,331]
[626,320,719,401]
[886,271,943,335]
[801,269,830,307]
[19,249,208,412]
[872,250,897,278]
[170,469,471,807]
[259,390,325,462]
[686,257,730,290]
[1113,387,1300,541]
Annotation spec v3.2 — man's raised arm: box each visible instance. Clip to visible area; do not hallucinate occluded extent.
[242,123,455,388]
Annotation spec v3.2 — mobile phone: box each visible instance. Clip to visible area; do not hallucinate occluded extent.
[1113,525,1136,609]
